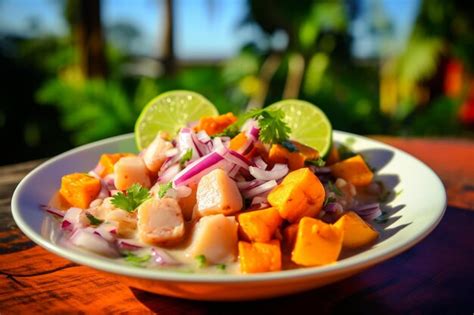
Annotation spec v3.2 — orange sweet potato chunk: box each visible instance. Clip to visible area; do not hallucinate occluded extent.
[237,207,283,242]
[330,155,373,186]
[195,112,237,136]
[238,240,282,273]
[268,168,325,223]
[268,141,319,171]
[326,146,340,165]
[334,211,379,248]
[268,144,305,170]
[96,153,133,177]
[59,173,101,209]
[229,132,248,151]
[292,217,343,266]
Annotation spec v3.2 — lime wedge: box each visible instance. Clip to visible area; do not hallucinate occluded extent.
[135,90,218,150]
[267,99,332,157]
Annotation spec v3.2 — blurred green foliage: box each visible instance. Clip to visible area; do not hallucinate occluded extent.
[1,0,473,165]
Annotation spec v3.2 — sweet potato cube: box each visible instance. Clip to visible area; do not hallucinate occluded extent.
[330,155,373,186]
[238,240,282,273]
[292,217,343,266]
[59,173,101,209]
[195,112,237,136]
[237,207,283,242]
[268,144,305,170]
[326,146,340,165]
[229,132,248,151]
[268,168,325,223]
[334,211,379,248]
[292,141,319,161]
[96,153,132,177]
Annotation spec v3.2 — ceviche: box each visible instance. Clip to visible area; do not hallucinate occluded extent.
[43,92,387,274]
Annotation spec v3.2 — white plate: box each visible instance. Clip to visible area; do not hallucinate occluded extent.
[11,131,446,300]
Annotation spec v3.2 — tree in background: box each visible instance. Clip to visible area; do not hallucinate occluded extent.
[65,0,107,78]
[380,0,474,134]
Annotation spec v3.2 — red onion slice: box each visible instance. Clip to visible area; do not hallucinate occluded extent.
[221,150,252,170]
[173,152,225,186]
[249,163,288,181]
[353,203,382,221]
[253,156,267,169]
[40,204,65,218]
[196,130,211,144]
[237,179,264,190]
[157,164,181,184]
[242,180,277,199]
[117,239,143,251]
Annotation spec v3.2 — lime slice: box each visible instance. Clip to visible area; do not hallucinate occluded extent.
[135,90,218,150]
[267,99,332,157]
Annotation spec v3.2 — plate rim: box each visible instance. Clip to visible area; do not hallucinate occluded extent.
[11,131,447,283]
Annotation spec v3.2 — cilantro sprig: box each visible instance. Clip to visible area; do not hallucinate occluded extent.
[123,252,151,267]
[85,213,103,225]
[157,182,173,198]
[307,157,326,167]
[195,255,207,268]
[244,108,291,144]
[111,183,151,212]
[179,149,193,168]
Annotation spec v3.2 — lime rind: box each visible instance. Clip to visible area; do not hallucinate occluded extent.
[267,99,332,157]
[135,90,218,150]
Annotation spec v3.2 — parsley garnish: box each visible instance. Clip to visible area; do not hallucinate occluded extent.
[195,255,207,268]
[124,252,151,266]
[179,149,193,168]
[111,183,151,212]
[307,157,326,167]
[216,264,226,271]
[158,182,173,198]
[244,108,291,144]
[85,213,103,225]
[328,181,343,196]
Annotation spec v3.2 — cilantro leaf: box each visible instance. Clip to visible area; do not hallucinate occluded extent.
[111,183,151,212]
[328,181,343,196]
[85,213,103,225]
[158,182,173,198]
[307,157,326,167]
[179,149,193,168]
[195,255,207,268]
[216,264,226,271]
[212,123,240,138]
[244,108,291,144]
[123,252,151,266]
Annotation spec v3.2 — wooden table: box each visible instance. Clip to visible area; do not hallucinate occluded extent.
[1,137,473,314]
